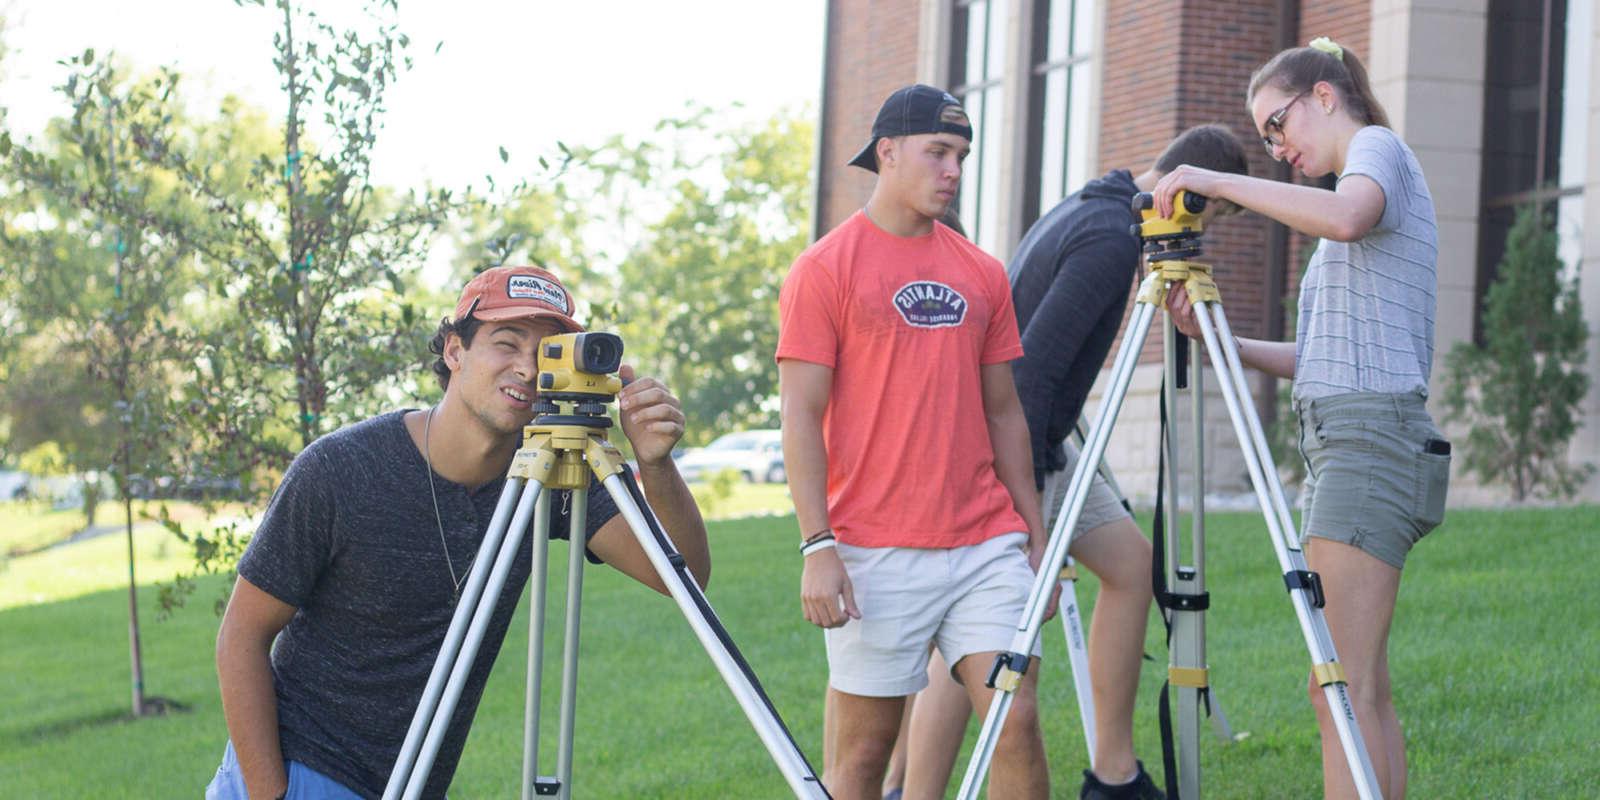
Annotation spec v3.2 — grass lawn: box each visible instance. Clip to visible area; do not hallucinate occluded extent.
[1,503,1596,797]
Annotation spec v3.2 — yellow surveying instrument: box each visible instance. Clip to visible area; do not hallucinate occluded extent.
[957,192,1385,800]
[384,333,830,800]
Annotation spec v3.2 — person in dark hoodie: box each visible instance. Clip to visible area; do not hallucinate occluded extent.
[892,124,1249,800]
[1008,124,1247,799]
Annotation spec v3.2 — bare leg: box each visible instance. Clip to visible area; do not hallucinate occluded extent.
[826,688,907,800]
[901,650,973,799]
[953,651,1050,800]
[1304,537,1403,800]
[824,688,837,782]
[1068,517,1155,783]
[882,693,914,797]
[1378,634,1407,800]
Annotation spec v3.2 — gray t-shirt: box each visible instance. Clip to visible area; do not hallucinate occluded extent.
[1294,125,1438,400]
[237,410,617,799]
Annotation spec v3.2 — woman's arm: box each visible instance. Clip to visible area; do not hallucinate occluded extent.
[1152,166,1385,243]
[1164,284,1297,379]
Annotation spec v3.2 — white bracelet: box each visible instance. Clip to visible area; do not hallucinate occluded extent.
[800,538,838,558]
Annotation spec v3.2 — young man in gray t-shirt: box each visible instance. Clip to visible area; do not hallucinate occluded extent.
[206,266,708,800]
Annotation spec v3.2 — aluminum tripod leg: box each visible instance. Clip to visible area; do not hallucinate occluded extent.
[517,475,827,799]
[1058,424,1111,765]
[1189,301,1382,799]
[1162,327,1207,799]
[596,470,829,798]
[552,490,588,798]
[522,493,553,800]
[387,441,826,797]
[521,489,590,800]
[1056,559,1095,765]
[1176,343,1237,751]
[386,477,549,800]
[955,296,1162,800]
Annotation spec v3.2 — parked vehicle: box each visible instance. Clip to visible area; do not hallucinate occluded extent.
[0,470,30,501]
[675,429,785,484]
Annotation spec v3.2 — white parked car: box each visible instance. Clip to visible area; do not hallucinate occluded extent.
[675,430,785,484]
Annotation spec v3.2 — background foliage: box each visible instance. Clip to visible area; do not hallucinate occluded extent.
[1440,203,1592,501]
[0,0,816,615]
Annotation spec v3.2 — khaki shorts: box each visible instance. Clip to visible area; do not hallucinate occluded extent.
[824,532,1041,697]
[1039,437,1133,544]
[1296,392,1451,570]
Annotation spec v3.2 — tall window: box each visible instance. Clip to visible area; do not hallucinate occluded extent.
[950,0,1010,254]
[1478,0,1589,336]
[1024,0,1097,225]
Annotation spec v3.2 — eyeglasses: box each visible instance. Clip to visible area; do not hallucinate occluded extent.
[1260,90,1309,155]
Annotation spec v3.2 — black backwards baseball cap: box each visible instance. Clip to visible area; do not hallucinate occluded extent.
[848,84,973,173]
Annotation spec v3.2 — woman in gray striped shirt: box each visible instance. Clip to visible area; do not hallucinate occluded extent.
[1153,37,1449,800]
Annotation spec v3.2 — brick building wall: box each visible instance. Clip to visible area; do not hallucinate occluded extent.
[815,0,923,237]
[1092,0,1282,372]
[1300,0,1369,60]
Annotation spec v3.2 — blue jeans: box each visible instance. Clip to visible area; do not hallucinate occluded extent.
[205,740,364,799]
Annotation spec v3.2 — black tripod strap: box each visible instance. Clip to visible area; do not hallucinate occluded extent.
[1158,682,1180,800]
[616,467,830,796]
[1151,380,1181,800]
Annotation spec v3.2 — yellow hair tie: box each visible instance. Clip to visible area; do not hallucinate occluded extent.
[1309,36,1344,61]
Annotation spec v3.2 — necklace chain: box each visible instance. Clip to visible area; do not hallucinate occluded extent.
[424,407,472,603]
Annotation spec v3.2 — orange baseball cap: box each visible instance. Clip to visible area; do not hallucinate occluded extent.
[453,265,584,332]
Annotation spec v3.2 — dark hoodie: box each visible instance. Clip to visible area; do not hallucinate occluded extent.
[1007,169,1142,487]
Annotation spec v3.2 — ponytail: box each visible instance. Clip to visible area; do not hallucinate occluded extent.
[1248,37,1389,128]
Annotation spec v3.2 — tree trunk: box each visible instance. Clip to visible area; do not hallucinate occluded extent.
[125,493,147,716]
[108,98,148,718]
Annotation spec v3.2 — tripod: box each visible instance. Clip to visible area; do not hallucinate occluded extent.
[1049,420,1134,767]
[1052,421,1235,775]
[956,193,1382,800]
[383,340,829,799]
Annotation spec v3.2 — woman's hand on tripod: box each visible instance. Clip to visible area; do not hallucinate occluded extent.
[1165,284,1204,340]
[801,549,860,628]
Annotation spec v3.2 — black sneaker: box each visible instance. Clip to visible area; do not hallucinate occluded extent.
[1079,760,1165,800]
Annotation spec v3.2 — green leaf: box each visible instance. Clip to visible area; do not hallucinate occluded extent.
[498,146,509,163]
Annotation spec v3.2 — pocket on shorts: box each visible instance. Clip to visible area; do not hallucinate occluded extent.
[1414,449,1451,533]
[1313,418,1375,450]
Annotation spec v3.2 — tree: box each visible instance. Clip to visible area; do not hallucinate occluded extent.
[105,0,474,612]
[4,1,477,618]
[571,107,815,443]
[2,51,201,716]
[450,106,816,444]
[447,142,588,284]
[1440,203,1592,500]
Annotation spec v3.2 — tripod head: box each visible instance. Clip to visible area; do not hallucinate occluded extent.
[1130,190,1221,313]
[1131,191,1207,262]
[533,332,625,427]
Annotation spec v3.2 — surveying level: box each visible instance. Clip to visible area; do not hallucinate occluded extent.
[537,332,625,400]
[957,192,1383,800]
[384,333,830,800]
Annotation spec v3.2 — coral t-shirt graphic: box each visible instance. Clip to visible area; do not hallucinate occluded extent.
[893,280,968,328]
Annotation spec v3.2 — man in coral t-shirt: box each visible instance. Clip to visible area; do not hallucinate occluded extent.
[777,84,1051,800]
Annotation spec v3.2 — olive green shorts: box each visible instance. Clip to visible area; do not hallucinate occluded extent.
[1296,392,1451,570]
